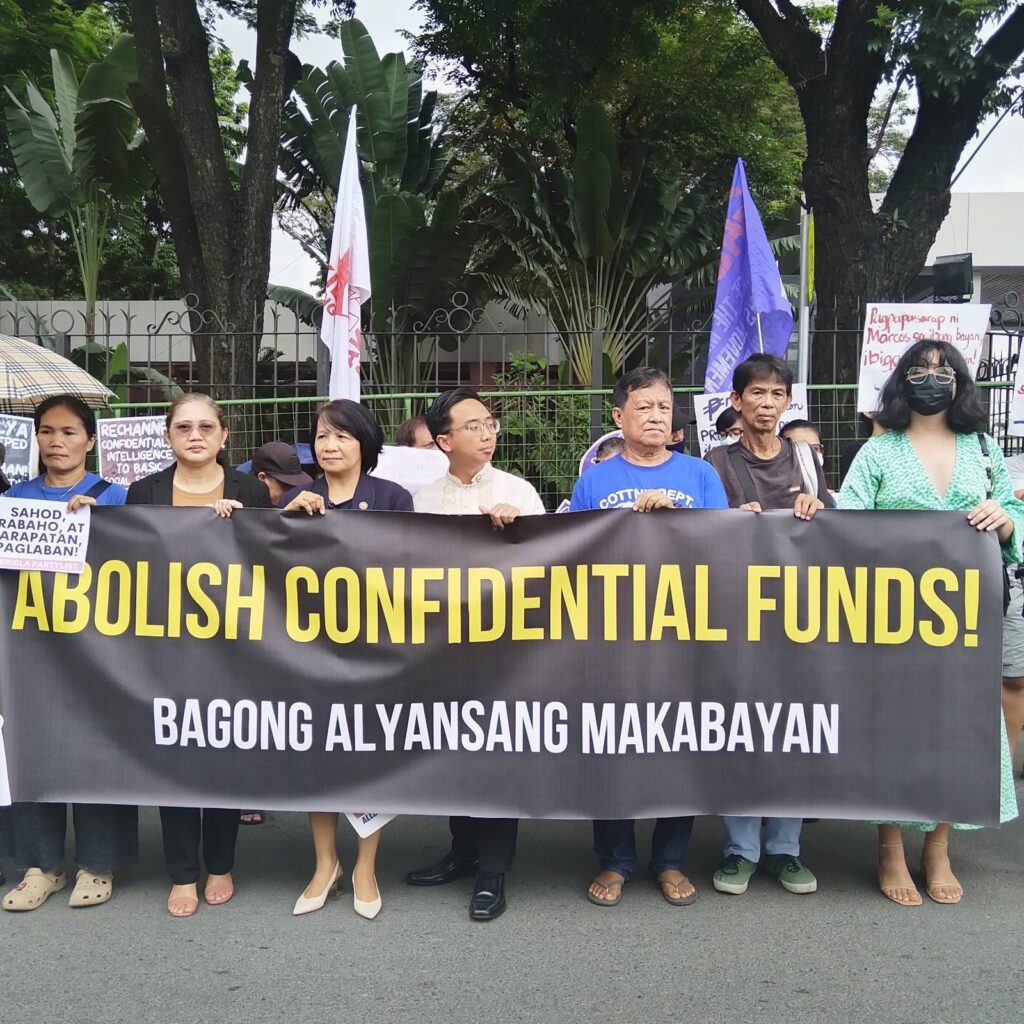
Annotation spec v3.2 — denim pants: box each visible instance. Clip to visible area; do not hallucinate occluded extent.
[721,816,802,861]
[593,817,694,879]
[2,802,138,873]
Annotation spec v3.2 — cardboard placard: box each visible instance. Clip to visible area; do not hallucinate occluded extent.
[96,416,174,487]
[857,303,990,413]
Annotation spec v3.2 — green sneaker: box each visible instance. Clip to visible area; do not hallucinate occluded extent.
[763,854,817,893]
[712,854,757,894]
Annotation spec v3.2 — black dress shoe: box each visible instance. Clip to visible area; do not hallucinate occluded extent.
[469,872,506,921]
[406,850,478,886]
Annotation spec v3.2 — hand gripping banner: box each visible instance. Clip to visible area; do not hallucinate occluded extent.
[0,507,1004,825]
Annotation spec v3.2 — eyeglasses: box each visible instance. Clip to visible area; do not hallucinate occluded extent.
[171,420,221,438]
[906,365,955,385]
[447,418,500,437]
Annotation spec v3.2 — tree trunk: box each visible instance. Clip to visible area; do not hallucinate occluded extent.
[124,0,299,457]
[733,0,1024,389]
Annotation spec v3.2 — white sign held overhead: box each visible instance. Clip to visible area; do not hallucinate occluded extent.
[857,303,991,414]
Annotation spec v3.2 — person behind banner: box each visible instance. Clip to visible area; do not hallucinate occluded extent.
[704,353,828,899]
[780,418,835,503]
[127,393,272,919]
[715,407,743,445]
[1,395,135,913]
[591,435,625,465]
[839,338,1022,907]
[405,387,545,923]
[667,404,688,455]
[395,415,437,449]
[569,367,727,910]
[279,399,413,921]
[248,441,312,506]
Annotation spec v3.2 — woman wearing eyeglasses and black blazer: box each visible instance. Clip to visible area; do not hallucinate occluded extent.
[127,393,271,918]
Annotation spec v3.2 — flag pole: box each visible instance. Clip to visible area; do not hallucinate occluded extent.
[796,199,811,383]
[756,312,764,353]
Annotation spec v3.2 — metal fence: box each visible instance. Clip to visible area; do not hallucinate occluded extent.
[101,376,1021,510]
[4,294,1024,508]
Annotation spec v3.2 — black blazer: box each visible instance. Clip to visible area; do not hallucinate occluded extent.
[126,463,272,508]
[278,473,413,512]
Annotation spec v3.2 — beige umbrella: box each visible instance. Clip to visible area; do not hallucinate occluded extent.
[0,334,116,413]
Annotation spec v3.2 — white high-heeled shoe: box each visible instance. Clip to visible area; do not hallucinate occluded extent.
[292,862,342,916]
[353,876,382,920]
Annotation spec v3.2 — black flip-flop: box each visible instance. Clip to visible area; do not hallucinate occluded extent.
[656,873,699,906]
[586,874,626,907]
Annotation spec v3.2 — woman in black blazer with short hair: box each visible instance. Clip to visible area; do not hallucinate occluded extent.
[281,400,412,921]
[128,393,271,918]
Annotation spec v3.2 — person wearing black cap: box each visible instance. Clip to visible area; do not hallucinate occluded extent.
[249,441,312,506]
[667,404,688,455]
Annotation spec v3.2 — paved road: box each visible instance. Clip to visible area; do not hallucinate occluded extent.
[2,770,1022,1024]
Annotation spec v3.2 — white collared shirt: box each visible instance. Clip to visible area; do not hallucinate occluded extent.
[414,461,546,516]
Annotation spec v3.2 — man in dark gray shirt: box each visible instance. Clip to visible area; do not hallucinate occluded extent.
[704,353,826,898]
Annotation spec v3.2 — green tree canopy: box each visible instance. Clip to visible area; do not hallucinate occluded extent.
[732,0,1024,383]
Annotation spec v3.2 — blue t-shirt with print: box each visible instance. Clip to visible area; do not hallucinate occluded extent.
[569,452,727,511]
[6,471,127,505]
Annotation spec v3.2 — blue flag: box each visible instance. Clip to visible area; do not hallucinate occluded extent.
[704,159,793,393]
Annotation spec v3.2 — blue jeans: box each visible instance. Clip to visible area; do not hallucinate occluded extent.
[721,816,802,861]
[593,817,694,879]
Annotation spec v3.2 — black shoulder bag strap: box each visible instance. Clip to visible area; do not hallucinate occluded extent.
[727,443,760,505]
[977,432,1012,615]
[84,478,112,500]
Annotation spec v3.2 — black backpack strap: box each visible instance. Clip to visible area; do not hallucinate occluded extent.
[977,432,994,499]
[84,478,112,500]
[727,443,760,505]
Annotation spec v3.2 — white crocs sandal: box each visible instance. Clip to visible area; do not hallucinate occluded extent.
[2,868,67,911]
[69,869,113,908]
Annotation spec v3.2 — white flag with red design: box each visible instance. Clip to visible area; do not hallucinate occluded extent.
[321,106,370,402]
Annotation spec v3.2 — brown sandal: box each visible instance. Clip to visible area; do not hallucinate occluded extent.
[656,872,698,906]
[920,840,963,905]
[877,842,922,907]
[586,873,626,907]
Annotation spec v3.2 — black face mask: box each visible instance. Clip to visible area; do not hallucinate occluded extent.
[905,375,954,416]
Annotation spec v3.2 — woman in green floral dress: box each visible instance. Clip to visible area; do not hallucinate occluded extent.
[840,339,1021,907]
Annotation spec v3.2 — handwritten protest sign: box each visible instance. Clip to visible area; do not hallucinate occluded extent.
[0,496,91,574]
[96,416,174,487]
[857,303,991,413]
[693,384,808,456]
[0,415,38,487]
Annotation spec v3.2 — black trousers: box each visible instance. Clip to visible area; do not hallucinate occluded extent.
[160,807,239,885]
[449,816,518,874]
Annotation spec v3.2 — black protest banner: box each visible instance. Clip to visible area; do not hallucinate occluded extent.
[0,506,1004,824]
